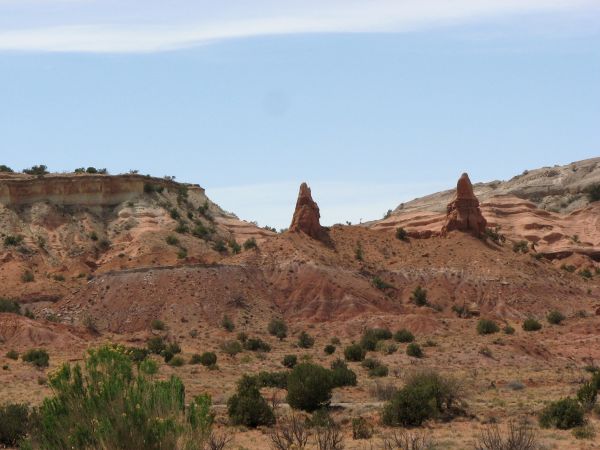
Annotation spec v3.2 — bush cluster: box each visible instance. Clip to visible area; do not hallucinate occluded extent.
[287,363,333,412]
[477,319,500,335]
[227,375,275,427]
[268,318,288,340]
[344,344,366,362]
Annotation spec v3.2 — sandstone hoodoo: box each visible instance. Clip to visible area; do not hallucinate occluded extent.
[442,173,487,237]
[289,182,328,241]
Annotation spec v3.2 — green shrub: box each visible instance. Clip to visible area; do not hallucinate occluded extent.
[151,319,166,330]
[243,238,257,250]
[297,331,314,349]
[0,403,30,447]
[410,286,428,306]
[125,347,150,363]
[22,164,48,176]
[268,318,288,340]
[523,318,542,332]
[22,349,49,368]
[352,417,373,440]
[165,235,179,246]
[6,350,18,360]
[393,329,415,343]
[0,164,14,173]
[0,298,21,314]
[586,184,600,202]
[192,223,209,239]
[199,352,217,367]
[212,240,227,253]
[287,363,333,412]
[513,240,529,254]
[3,235,23,247]
[406,343,423,358]
[477,319,500,335]
[220,340,242,357]
[344,344,366,362]
[168,356,185,367]
[330,359,357,387]
[369,364,389,378]
[228,240,241,254]
[324,344,336,355]
[572,424,596,440]
[21,271,34,283]
[539,398,584,429]
[227,375,275,427]
[221,315,235,332]
[577,382,597,411]
[360,328,392,351]
[243,338,271,352]
[255,371,288,389]
[23,345,214,449]
[579,268,593,279]
[282,354,298,368]
[503,325,515,335]
[547,310,565,325]
[382,370,461,427]
[395,227,408,241]
[372,277,394,290]
[147,336,167,354]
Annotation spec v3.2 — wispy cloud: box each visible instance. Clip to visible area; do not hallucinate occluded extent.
[0,0,598,53]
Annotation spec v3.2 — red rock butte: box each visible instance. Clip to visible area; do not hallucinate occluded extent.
[442,173,487,237]
[289,182,328,242]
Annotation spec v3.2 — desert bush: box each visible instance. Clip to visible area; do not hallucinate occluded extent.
[212,240,227,253]
[324,344,336,355]
[547,310,565,325]
[0,164,13,172]
[406,343,423,358]
[198,352,217,367]
[3,235,23,247]
[330,359,357,388]
[382,370,462,427]
[165,235,179,246]
[539,398,584,429]
[287,363,333,412]
[313,422,344,450]
[0,298,21,314]
[344,344,366,362]
[24,345,214,449]
[381,430,435,450]
[395,227,408,241]
[572,424,596,440]
[298,331,315,349]
[220,340,242,357]
[147,336,167,354]
[394,329,415,343]
[23,164,48,176]
[243,237,257,250]
[150,319,166,330]
[0,403,30,447]
[351,417,373,440]
[373,276,394,290]
[268,318,288,340]
[577,381,597,411]
[255,371,288,389]
[221,315,235,332]
[269,413,310,450]
[21,270,34,283]
[586,184,600,202]
[355,243,364,261]
[6,350,18,360]
[22,349,49,368]
[168,356,185,367]
[227,375,275,427]
[513,241,529,254]
[503,325,515,335]
[125,346,150,363]
[282,354,298,368]
[410,286,428,306]
[477,319,500,335]
[244,337,271,352]
[522,319,542,332]
[475,420,539,450]
[369,364,389,378]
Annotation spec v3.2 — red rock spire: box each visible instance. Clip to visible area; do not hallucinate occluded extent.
[442,173,487,237]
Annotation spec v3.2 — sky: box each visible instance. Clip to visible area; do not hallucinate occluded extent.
[0,1,599,229]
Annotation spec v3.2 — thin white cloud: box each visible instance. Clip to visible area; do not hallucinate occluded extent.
[0,0,598,52]
[208,180,450,229]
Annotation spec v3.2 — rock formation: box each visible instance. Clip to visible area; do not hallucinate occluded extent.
[442,173,487,237]
[289,182,328,242]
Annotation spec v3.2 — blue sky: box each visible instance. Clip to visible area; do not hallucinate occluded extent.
[1,1,599,228]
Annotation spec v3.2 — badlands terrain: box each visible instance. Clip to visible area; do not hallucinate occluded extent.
[1,158,600,449]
